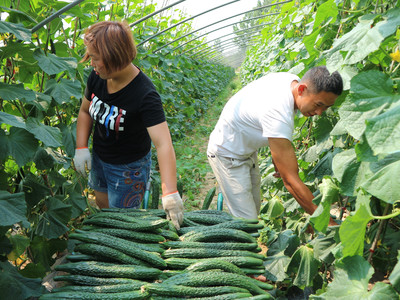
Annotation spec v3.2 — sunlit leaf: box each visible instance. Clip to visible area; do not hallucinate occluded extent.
[33,49,77,76]
[0,83,36,102]
[0,20,31,41]
[44,78,82,104]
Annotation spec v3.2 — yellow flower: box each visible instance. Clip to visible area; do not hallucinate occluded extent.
[14,66,19,73]
[390,49,400,62]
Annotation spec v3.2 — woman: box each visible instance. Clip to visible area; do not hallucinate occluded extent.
[73,21,183,229]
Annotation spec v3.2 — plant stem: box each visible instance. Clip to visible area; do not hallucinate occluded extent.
[368,203,390,263]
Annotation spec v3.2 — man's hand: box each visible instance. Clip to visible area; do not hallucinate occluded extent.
[73,147,91,176]
[162,191,184,230]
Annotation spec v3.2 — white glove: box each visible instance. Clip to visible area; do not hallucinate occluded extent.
[73,147,91,176]
[162,191,184,230]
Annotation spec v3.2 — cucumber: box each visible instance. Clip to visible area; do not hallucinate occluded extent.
[163,241,259,251]
[165,256,264,270]
[179,220,264,235]
[74,243,149,266]
[66,253,99,262]
[181,217,201,227]
[151,293,252,300]
[151,180,160,209]
[180,228,257,243]
[69,231,166,268]
[83,216,168,232]
[162,271,268,295]
[99,208,166,216]
[241,295,273,299]
[54,261,162,280]
[39,290,149,300]
[159,229,180,241]
[241,267,267,275]
[53,274,145,286]
[186,258,246,275]
[145,283,249,297]
[52,283,143,293]
[163,248,265,260]
[184,212,233,225]
[201,186,216,210]
[83,227,165,243]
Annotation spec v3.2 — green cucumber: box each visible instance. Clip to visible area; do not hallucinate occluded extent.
[151,293,252,300]
[201,186,216,210]
[53,274,144,286]
[181,228,257,243]
[83,216,168,232]
[162,271,268,295]
[83,227,165,243]
[74,243,149,266]
[145,283,249,297]
[163,248,265,260]
[69,231,166,268]
[163,241,259,251]
[165,256,263,270]
[186,258,246,275]
[179,220,264,235]
[159,229,180,241]
[55,261,162,280]
[39,290,148,300]
[52,283,143,293]
[66,253,99,262]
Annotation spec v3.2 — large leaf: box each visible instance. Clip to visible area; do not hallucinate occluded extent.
[0,82,36,102]
[0,191,28,228]
[33,49,77,76]
[389,251,400,292]
[0,111,26,129]
[0,20,31,41]
[267,229,300,257]
[22,173,51,209]
[44,78,82,104]
[361,152,400,204]
[332,149,373,196]
[6,127,38,167]
[34,197,71,239]
[7,234,30,261]
[26,117,62,148]
[310,178,340,233]
[29,236,67,272]
[0,261,44,300]
[263,250,291,282]
[286,245,321,289]
[336,71,397,140]
[365,103,400,156]
[311,256,398,299]
[339,192,373,257]
[310,227,339,264]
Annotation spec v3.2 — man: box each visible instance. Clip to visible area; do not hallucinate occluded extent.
[207,66,343,223]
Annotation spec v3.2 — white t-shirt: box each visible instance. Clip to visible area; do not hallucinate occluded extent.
[208,72,299,159]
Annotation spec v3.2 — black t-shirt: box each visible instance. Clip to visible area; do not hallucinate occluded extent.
[84,69,166,164]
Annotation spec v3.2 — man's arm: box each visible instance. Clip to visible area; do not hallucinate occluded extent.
[268,138,337,226]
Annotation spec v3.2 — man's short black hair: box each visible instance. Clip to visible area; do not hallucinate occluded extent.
[301,66,343,96]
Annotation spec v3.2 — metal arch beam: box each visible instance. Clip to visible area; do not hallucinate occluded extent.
[208,41,255,61]
[130,0,186,27]
[169,0,293,51]
[171,12,278,53]
[190,31,262,59]
[137,0,241,46]
[31,0,84,33]
[186,24,264,57]
[195,34,261,60]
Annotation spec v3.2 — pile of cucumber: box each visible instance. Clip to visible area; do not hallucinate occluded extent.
[39,209,274,299]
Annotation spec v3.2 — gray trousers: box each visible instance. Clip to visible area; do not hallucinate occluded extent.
[207,152,261,219]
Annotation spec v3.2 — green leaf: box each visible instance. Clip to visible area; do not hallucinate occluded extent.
[337,71,397,140]
[365,103,400,156]
[68,192,87,219]
[286,245,321,289]
[33,49,77,76]
[389,251,400,292]
[263,196,284,218]
[33,148,56,170]
[59,123,76,158]
[44,78,82,104]
[310,228,339,264]
[310,178,340,233]
[0,82,36,102]
[0,111,26,129]
[7,234,30,261]
[339,194,373,257]
[361,152,400,204]
[263,250,291,282]
[22,173,51,209]
[26,117,62,148]
[7,127,38,167]
[313,0,338,29]
[311,256,398,299]
[0,191,29,228]
[35,197,71,239]
[0,261,44,300]
[0,20,31,41]
[29,236,67,272]
[267,229,300,257]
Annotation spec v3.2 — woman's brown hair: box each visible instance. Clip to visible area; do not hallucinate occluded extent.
[81,21,137,73]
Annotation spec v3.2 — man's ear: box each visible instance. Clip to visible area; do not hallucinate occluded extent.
[298,83,307,95]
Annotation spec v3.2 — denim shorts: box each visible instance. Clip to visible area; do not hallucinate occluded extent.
[88,151,151,208]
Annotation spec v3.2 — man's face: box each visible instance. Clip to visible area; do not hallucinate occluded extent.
[296,85,338,117]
